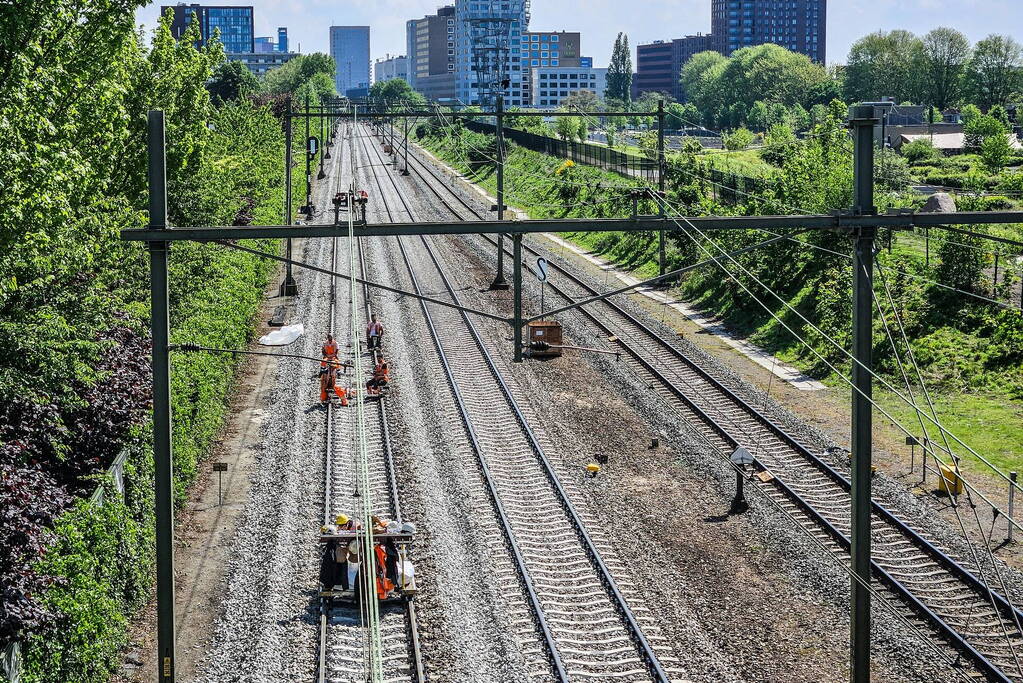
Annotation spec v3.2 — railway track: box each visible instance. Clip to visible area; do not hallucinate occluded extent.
[316,121,424,683]
[394,126,1023,681]
[357,124,684,682]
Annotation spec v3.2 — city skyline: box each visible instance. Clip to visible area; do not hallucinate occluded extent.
[136,0,1023,67]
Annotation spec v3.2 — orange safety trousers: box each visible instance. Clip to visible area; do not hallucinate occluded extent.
[320,377,349,406]
[374,545,395,600]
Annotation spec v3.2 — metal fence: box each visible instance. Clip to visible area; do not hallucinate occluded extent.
[463,119,660,183]
[2,642,21,683]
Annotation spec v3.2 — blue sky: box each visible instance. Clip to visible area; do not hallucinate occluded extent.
[135,0,1023,67]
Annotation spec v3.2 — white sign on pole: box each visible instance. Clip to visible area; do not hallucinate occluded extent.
[535,257,549,281]
[730,447,755,466]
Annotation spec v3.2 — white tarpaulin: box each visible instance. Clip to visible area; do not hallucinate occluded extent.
[258,323,304,346]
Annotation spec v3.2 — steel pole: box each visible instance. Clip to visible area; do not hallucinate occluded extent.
[513,232,523,362]
[849,104,878,683]
[402,115,410,175]
[657,99,666,277]
[491,96,509,289]
[318,103,326,179]
[282,97,298,295]
[304,92,311,207]
[148,111,176,682]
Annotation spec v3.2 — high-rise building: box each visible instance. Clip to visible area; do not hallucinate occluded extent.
[636,34,713,101]
[162,4,254,54]
[330,26,371,97]
[277,27,288,53]
[406,5,457,102]
[519,31,581,105]
[711,0,825,62]
[454,0,530,107]
[374,55,410,84]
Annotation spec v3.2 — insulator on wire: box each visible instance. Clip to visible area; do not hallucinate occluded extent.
[178,343,201,352]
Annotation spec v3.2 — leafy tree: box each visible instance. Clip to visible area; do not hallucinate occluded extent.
[561,89,602,112]
[966,35,1023,110]
[760,123,798,166]
[369,77,425,106]
[789,103,811,132]
[747,100,770,131]
[936,227,987,293]
[767,102,789,128]
[874,151,913,191]
[988,104,1010,128]
[208,60,260,102]
[680,51,727,120]
[723,127,754,150]
[960,103,982,125]
[555,114,581,141]
[981,133,1012,173]
[900,138,938,164]
[678,102,700,128]
[920,27,972,109]
[844,30,925,103]
[606,32,633,104]
[262,53,337,95]
[964,113,1007,150]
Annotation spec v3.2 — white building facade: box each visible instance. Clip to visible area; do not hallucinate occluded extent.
[529,66,606,108]
[373,55,409,84]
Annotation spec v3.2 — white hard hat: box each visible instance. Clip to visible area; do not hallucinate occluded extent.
[386,521,402,533]
[401,522,417,534]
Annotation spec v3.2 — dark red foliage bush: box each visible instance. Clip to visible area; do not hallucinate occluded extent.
[0,326,150,644]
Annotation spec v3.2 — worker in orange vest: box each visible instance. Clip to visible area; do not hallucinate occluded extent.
[321,334,340,368]
[366,359,390,396]
[319,358,349,406]
[366,315,384,350]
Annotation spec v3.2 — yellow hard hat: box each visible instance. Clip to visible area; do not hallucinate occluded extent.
[336,514,350,526]
[320,525,329,534]
[586,463,601,473]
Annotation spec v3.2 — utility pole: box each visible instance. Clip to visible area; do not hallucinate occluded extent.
[491,95,509,289]
[402,114,410,176]
[147,111,176,682]
[318,104,326,180]
[304,92,311,208]
[513,232,523,362]
[281,97,298,296]
[657,99,666,276]
[848,104,878,683]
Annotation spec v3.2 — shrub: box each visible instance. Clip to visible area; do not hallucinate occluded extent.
[981,134,1012,174]
[901,138,938,164]
[875,152,913,192]
[759,123,799,166]
[723,127,755,151]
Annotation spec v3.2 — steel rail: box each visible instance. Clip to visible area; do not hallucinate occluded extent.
[356,128,570,680]
[399,134,1022,681]
[370,124,670,682]
[355,215,427,683]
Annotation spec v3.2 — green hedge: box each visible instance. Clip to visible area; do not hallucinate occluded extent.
[19,233,278,682]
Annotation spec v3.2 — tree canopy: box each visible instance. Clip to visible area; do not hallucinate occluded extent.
[606,32,633,104]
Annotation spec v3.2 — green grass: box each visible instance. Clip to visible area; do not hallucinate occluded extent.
[874,389,1023,476]
[697,148,778,177]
